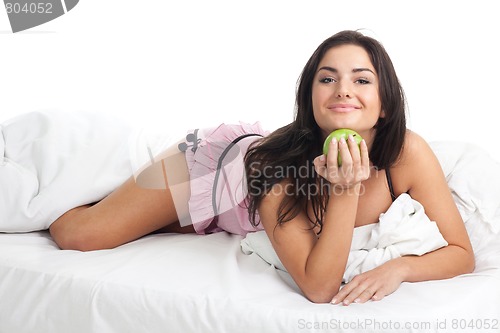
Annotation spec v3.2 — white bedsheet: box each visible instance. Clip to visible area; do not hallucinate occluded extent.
[1,138,500,333]
[0,229,499,333]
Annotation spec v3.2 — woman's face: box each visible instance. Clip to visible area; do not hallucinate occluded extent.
[312,44,383,143]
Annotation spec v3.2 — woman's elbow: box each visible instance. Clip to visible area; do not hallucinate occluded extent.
[306,293,335,304]
[459,242,475,274]
[464,250,475,274]
[302,283,341,304]
[451,244,475,275]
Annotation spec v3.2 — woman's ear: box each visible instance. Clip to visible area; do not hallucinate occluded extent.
[380,110,386,118]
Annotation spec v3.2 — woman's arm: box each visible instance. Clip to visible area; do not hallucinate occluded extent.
[395,132,475,277]
[331,131,475,305]
[259,136,370,303]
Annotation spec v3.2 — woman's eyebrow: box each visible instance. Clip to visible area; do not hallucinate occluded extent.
[317,66,338,73]
[352,68,375,75]
[317,66,375,75]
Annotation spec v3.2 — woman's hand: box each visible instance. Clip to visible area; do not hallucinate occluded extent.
[330,258,408,305]
[314,135,370,189]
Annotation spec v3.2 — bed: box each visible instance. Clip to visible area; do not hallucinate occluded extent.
[1,114,500,332]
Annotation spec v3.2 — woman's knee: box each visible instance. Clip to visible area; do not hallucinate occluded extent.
[49,221,80,251]
[50,222,108,251]
[49,205,102,251]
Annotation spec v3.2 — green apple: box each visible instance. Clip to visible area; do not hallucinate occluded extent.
[323,129,363,166]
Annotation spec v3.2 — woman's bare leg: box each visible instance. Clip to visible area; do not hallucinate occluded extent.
[50,141,194,251]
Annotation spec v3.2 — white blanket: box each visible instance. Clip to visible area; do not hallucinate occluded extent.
[0,110,196,233]
[0,110,134,232]
[241,193,448,283]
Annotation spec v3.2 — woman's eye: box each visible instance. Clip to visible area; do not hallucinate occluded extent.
[320,77,335,83]
[356,78,370,84]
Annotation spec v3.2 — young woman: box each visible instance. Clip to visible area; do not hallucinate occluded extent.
[23,30,474,304]
[244,30,474,304]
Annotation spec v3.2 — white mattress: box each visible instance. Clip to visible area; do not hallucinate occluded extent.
[0,226,499,333]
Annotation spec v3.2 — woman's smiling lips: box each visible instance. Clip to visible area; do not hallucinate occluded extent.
[327,104,361,112]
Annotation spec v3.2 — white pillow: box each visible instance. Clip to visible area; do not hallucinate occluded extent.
[430,141,500,234]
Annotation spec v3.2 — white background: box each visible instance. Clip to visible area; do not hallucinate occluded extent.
[1,0,499,162]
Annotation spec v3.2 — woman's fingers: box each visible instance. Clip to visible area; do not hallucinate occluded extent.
[313,155,328,180]
[331,281,381,306]
[337,137,352,167]
[327,137,340,167]
[331,262,404,306]
[360,139,369,171]
[315,137,338,181]
[353,289,377,304]
[346,135,361,165]
[315,135,370,186]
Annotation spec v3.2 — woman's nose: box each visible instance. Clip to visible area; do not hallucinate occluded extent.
[335,81,351,98]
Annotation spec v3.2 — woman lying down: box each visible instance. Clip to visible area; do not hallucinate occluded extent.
[0,30,474,304]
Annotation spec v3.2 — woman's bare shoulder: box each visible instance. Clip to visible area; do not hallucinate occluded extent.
[397,130,435,167]
[391,130,441,193]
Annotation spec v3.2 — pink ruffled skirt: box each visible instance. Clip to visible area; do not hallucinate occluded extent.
[181,122,268,236]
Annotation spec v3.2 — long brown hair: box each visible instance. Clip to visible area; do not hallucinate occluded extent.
[245,30,407,231]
